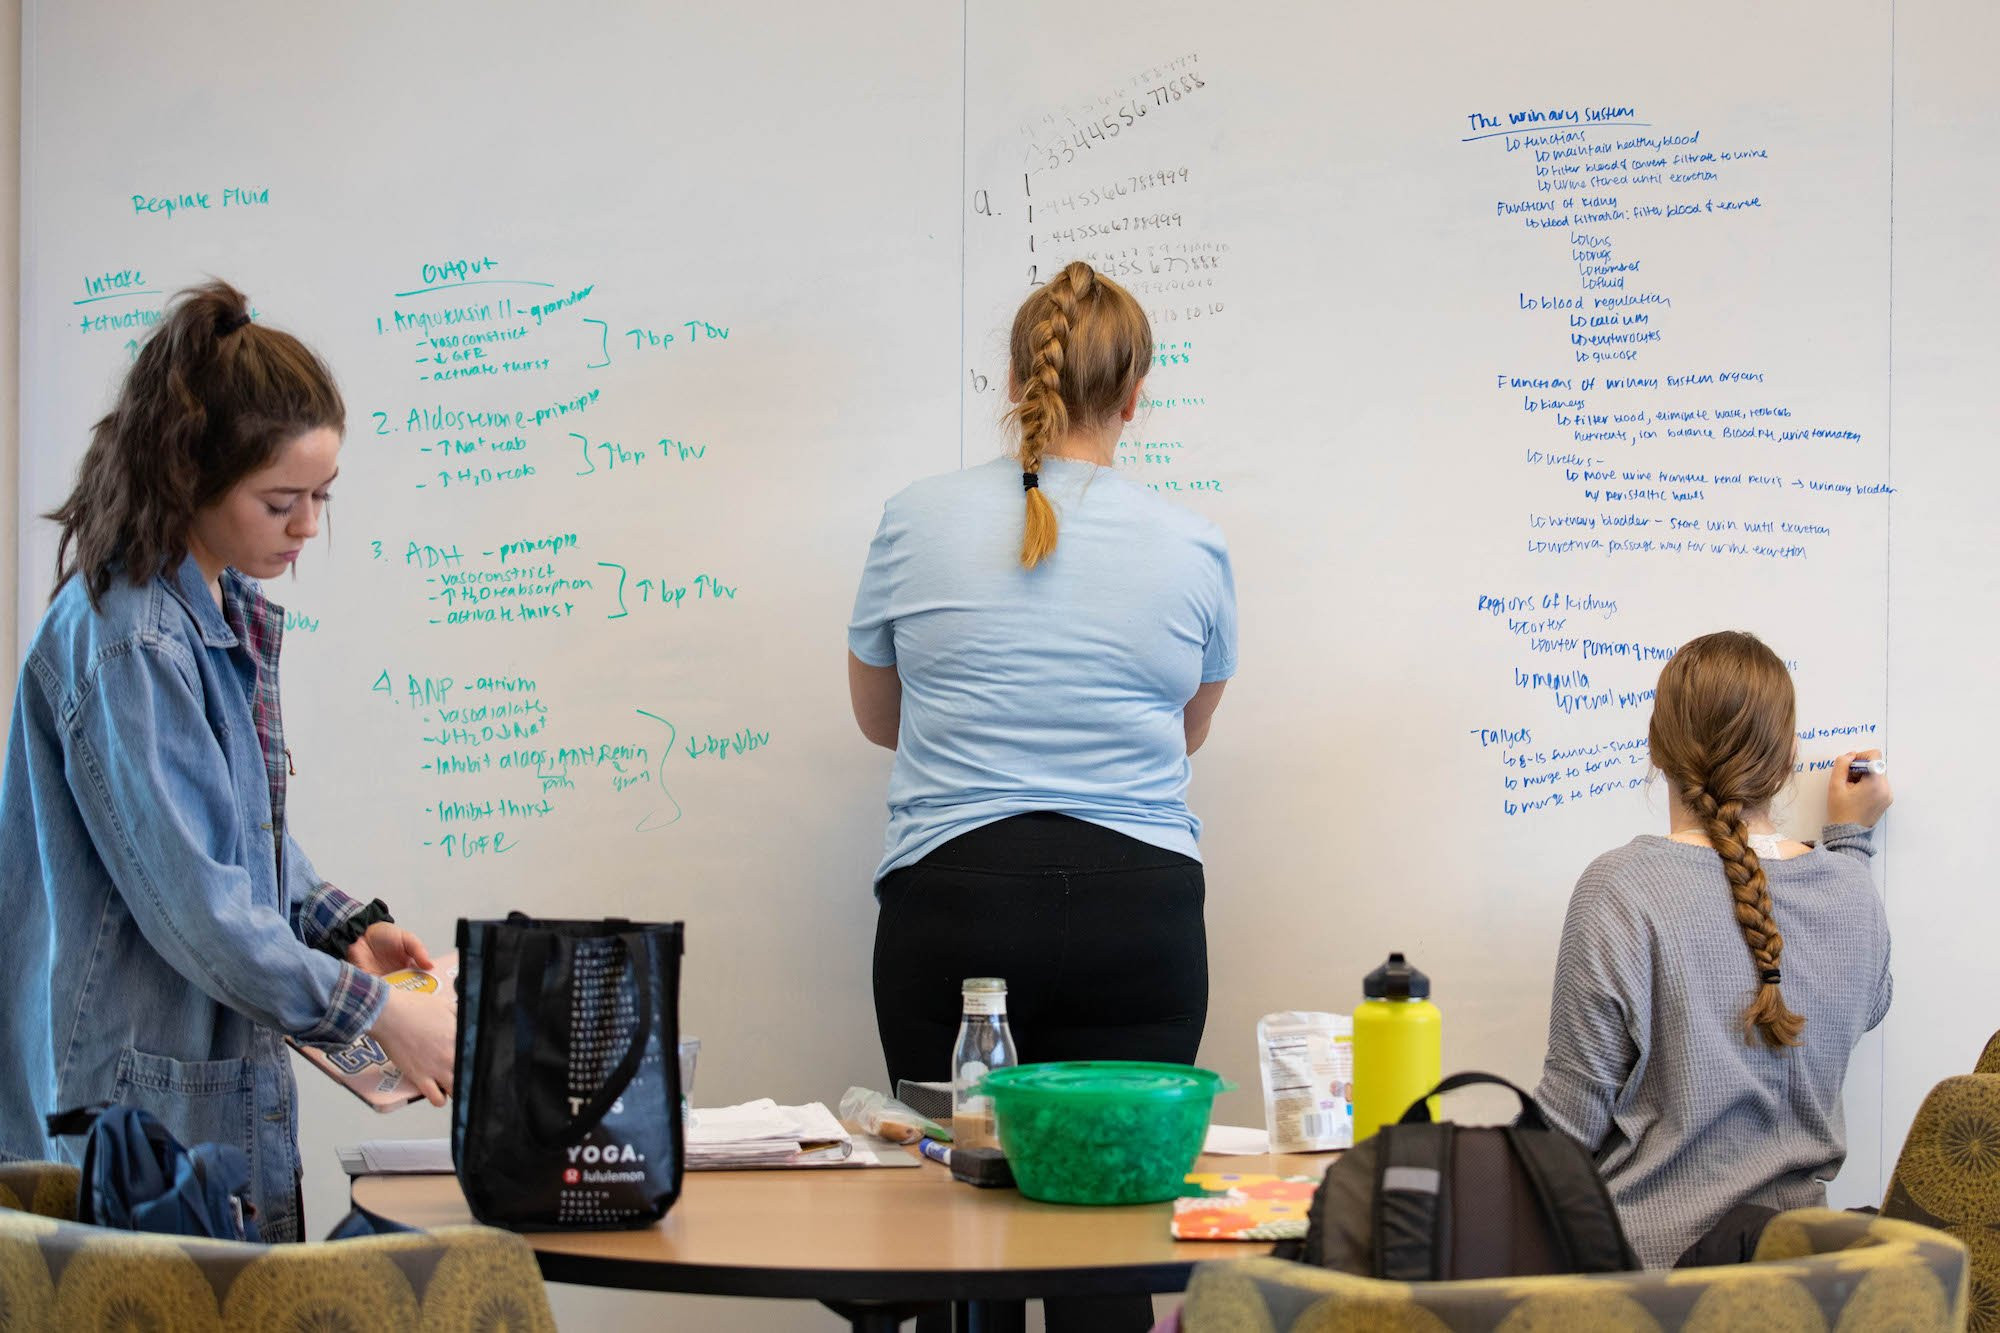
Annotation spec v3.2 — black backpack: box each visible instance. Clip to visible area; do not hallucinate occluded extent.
[1299,1072,1638,1280]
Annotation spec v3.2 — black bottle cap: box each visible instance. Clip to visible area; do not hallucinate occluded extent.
[1363,951,1431,1000]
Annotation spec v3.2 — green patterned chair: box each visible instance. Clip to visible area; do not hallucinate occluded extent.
[1178,1209,1968,1332]
[1882,1073,2000,1332]
[1977,1033,2000,1076]
[0,1160,556,1331]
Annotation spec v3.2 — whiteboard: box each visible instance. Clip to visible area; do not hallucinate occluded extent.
[19,4,1992,1318]
[960,0,1894,1167]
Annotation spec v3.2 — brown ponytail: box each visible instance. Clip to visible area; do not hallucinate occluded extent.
[48,279,345,604]
[1005,261,1152,568]
[1648,631,1805,1048]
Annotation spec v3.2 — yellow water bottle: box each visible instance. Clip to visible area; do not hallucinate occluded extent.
[1352,952,1443,1144]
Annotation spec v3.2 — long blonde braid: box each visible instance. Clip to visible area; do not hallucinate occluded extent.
[1003,261,1152,569]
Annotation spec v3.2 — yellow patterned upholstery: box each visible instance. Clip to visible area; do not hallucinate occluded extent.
[1977,1032,2000,1076]
[0,1162,80,1221]
[0,1167,555,1332]
[1181,1209,1968,1332]
[1883,1073,2000,1332]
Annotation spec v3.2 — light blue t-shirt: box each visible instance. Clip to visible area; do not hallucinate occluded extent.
[848,456,1237,881]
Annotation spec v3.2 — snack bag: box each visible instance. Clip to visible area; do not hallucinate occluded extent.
[1258,1011,1353,1153]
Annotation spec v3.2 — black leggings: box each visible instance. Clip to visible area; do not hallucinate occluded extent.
[873,814,1208,1333]
[873,811,1208,1097]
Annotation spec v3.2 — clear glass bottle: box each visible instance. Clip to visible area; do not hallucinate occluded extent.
[951,977,1016,1152]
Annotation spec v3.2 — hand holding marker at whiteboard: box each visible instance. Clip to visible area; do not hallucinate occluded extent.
[1828,749,1893,829]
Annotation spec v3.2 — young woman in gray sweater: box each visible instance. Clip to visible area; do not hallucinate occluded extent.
[1534,630,1894,1268]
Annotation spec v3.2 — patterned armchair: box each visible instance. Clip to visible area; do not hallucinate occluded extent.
[1882,1072,2000,1331]
[1977,1031,2000,1076]
[0,1160,555,1331]
[0,1161,78,1221]
[1178,1209,1967,1332]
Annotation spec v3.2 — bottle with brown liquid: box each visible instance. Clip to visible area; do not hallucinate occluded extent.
[950,977,1016,1151]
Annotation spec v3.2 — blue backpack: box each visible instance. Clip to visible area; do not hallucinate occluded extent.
[45,1104,259,1242]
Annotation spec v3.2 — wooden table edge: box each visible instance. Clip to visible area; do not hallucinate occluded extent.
[351,1148,1334,1303]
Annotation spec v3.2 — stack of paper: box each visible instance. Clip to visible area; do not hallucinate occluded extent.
[1203,1124,1273,1155]
[335,1138,454,1175]
[686,1100,853,1169]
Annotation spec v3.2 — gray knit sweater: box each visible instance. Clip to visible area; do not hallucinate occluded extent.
[1534,825,1892,1268]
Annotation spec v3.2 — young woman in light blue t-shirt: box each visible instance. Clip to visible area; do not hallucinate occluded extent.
[850,252,1234,1206]
[849,261,1235,1330]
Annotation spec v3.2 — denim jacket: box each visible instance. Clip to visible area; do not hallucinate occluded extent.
[0,556,388,1241]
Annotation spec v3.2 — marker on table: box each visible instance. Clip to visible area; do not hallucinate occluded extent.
[1848,758,1887,778]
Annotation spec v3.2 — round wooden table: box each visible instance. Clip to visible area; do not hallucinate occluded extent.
[352,1150,1330,1331]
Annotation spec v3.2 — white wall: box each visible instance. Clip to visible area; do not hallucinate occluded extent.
[1,0,18,700]
[1881,1,2000,1175]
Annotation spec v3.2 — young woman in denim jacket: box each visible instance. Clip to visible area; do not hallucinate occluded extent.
[0,282,457,1241]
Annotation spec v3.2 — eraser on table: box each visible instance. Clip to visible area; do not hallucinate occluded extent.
[949,1146,1016,1189]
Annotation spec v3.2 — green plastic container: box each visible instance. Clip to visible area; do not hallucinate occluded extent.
[982,1061,1234,1205]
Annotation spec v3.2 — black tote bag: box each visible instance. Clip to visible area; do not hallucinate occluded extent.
[452,914,685,1231]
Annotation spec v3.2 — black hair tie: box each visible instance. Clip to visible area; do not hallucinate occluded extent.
[1760,968,1782,985]
[1022,470,1039,491]
[319,898,395,959]
[218,310,252,336]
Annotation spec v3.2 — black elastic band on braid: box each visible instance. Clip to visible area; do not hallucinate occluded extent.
[1760,968,1782,985]
[1022,471,1039,491]
[218,310,252,335]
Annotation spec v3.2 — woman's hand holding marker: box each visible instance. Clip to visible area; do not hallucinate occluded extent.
[1829,748,1893,828]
